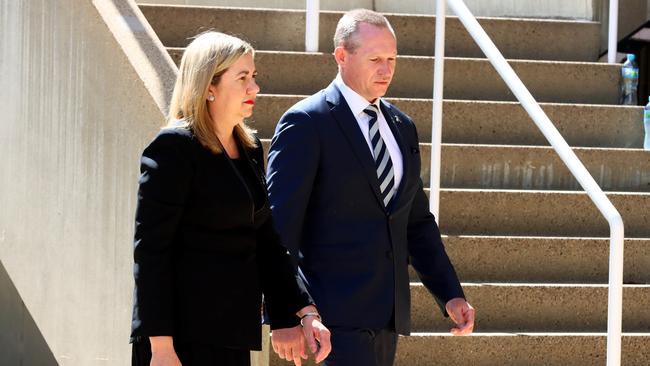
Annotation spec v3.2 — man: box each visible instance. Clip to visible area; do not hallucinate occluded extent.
[267,9,475,366]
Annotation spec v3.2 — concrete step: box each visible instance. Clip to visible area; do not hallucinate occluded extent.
[251,96,644,148]
[417,236,650,284]
[259,139,650,192]
[136,0,601,20]
[141,5,600,61]
[271,333,650,366]
[168,49,620,104]
[411,283,650,332]
[424,144,650,192]
[434,189,650,237]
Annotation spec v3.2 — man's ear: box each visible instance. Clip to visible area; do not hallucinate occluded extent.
[333,46,346,67]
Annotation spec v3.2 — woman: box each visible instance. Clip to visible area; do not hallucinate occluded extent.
[130,32,330,366]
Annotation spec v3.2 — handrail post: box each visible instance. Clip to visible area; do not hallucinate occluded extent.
[606,214,625,366]
[305,0,319,52]
[608,0,618,64]
[430,0,445,221]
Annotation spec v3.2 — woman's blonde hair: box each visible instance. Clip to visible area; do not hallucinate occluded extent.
[167,31,257,154]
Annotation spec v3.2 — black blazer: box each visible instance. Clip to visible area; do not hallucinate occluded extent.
[130,126,312,350]
[267,82,465,335]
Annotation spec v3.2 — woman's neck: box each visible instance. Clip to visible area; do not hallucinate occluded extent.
[213,121,240,158]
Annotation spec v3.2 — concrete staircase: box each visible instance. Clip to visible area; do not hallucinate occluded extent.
[139,4,650,365]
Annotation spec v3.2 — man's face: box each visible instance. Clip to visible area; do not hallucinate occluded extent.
[336,23,397,103]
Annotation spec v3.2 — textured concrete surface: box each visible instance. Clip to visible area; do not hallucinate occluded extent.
[136,0,600,20]
[260,138,650,191]
[427,144,650,191]
[436,190,650,237]
[392,333,650,366]
[0,261,57,365]
[136,0,372,11]
[271,334,650,366]
[419,236,650,284]
[95,0,177,114]
[171,50,622,104]
[410,283,650,332]
[0,0,167,364]
[250,96,644,148]
[141,5,599,61]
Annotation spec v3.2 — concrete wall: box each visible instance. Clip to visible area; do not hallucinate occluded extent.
[0,0,175,364]
[136,0,373,11]
[135,0,598,19]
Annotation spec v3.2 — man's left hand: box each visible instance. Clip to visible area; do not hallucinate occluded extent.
[445,297,475,336]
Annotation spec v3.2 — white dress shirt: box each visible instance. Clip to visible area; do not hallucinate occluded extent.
[334,75,403,197]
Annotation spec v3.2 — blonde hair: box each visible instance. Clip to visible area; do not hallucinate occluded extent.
[167,31,257,154]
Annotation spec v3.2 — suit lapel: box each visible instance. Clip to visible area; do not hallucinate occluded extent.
[325,83,386,210]
[380,100,410,211]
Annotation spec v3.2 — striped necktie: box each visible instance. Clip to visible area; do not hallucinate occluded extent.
[364,105,395,208]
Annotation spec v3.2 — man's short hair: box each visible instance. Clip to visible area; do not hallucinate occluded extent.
[333,9,396,53]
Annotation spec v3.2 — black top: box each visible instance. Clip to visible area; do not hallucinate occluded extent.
[231,157,265,211]
[130,127,313,350]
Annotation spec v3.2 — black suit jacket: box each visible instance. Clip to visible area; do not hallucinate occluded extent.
[267,82,465,335]
[130,127,312,350]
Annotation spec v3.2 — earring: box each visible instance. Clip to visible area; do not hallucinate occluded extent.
[208,95,215,102]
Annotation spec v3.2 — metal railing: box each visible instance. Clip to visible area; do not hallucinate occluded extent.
[430,1,625,366]
[608,0,619,63]
[305,0,319,52]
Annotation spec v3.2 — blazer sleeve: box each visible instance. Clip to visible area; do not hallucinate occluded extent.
[404,122,465,315]
[252,143,314,329]
[131,130,193,339]
[266,109,320,264]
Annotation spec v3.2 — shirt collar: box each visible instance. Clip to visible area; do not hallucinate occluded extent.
[334,74,382,118]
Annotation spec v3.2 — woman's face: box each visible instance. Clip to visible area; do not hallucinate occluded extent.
[208,53,259,127]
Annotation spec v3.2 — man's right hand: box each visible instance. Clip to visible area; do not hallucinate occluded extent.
[150,336,182,366]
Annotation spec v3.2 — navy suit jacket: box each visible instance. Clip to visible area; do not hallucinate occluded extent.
[266,82,464,334]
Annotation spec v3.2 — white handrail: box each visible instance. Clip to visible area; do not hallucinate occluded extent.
[305,0,319,52]
[608,0,619,64]
[430,1,625,365]
[429,0,445,220]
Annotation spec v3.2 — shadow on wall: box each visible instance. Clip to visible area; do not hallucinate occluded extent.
[0,260,58,365]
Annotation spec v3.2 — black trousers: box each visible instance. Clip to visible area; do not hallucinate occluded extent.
[132,339,250,366]
[322,327,398,366]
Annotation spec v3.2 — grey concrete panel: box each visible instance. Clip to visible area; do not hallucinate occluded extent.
[0,261,58,365]
[410,284,650,332]
[271,334,650,366]
[142,5,600,61]
[415,236,650,284]
[168,51,621,104]
[0,0,168,364]
[250,96,644,148]
[436,190,650,237]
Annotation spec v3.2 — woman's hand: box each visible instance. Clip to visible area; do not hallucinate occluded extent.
[149,336,182,366]
[271,326,307,366]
